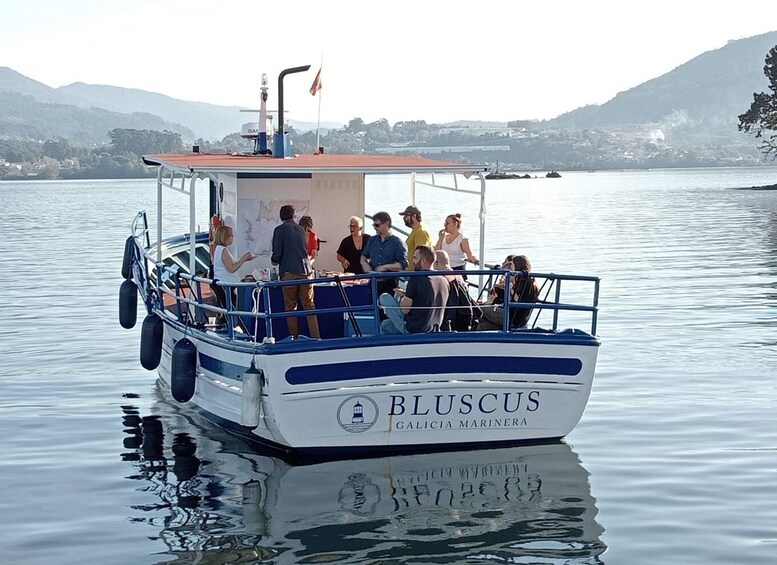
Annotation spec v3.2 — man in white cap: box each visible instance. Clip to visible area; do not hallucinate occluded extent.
[399,205,432,271]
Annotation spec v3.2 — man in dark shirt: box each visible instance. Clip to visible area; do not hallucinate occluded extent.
[271,205,320,339]
[379,245,449,334]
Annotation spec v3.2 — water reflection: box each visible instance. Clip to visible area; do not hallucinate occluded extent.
[120,395,606,563]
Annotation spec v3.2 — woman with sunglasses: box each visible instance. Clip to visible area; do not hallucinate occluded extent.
[434,212,479,273]
[336,216,370,274]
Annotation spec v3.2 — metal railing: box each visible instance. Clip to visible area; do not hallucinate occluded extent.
[127,231,600,341]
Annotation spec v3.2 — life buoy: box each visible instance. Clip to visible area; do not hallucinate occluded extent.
[139,314,163,370]
[119,280,138,329]
[170,338,197,403]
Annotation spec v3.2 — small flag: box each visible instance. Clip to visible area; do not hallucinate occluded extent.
[309,68,322,96]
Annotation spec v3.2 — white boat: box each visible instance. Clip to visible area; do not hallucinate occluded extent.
[119,67,601,457]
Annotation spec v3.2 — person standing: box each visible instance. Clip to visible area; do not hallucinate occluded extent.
[360,211,407,298]
[379,245,449,334]
[336,216,370,274]
[271,205,320,339]
[299,215,319,265]
[434,213,479,272]
[399,205,432,271]
[212,224,254,312]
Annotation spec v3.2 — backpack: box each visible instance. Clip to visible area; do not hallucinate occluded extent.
[445,278,482,331]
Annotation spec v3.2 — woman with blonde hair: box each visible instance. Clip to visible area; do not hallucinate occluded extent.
[434,213,479,273]
[211,224,254,317]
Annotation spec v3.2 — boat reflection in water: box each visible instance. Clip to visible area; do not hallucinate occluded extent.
[120,391,606,563]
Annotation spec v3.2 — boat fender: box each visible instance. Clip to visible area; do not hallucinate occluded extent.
[119,280,138,329]
[240,362,263,428]
[121,236,135,280]
[139,314,163,370]
[170,338,197,403]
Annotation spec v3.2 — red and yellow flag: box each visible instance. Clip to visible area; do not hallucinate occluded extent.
[309,68,322,96]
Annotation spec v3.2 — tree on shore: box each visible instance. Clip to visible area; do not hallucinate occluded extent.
[738,45,777,160]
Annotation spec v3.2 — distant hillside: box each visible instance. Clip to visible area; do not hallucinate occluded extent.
[0,67,194,142]
[546,31,777,138]
[58,82,342,140]
[0,91,194,143]
[0,66,342,141]
[57,82,247,140]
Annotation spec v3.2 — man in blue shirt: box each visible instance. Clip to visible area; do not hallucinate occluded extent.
[360,211,408,298]
[271,204,320,339]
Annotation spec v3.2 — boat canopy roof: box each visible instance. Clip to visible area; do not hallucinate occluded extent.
[142,153,487,176]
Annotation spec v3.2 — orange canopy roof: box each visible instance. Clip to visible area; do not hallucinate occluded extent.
[143,152,487,175]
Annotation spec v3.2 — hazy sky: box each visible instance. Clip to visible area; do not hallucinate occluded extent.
[2,0,775,125]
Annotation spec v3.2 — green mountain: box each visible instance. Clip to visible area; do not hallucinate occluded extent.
[0,67,194,142]
[57,82,244,140]
[546,31,777,139]
[0,66,340,142]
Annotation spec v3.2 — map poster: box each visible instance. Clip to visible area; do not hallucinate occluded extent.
[237,199,310,256]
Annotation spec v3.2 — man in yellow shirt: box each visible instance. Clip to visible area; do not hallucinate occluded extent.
[399,205,433,271]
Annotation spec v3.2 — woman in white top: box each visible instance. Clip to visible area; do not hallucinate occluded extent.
[212,225,254,312]
[434,213,479,272]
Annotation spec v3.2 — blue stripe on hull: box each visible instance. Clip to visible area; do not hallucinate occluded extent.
[285,356,583,385]
[198,353,247,381]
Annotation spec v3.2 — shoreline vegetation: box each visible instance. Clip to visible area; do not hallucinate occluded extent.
[1,124,777,182]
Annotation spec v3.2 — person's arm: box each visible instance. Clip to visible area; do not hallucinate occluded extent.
[270,228,282,266]
[222,247,253,273]
[434,229,446,251]
[308,232,319,263]
[360,240,373,272]
[460,237,479,265]
[391,238,409,270]
[336,238,349,270]
[376,261,402,272]
[394,288,413,314]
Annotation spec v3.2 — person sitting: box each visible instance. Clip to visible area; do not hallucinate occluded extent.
[477,255,539,330]
[379,245,449,334]
[336,216,370,274]
[485,254,515,305]
[361,211,408,299]
[434,250,478,331]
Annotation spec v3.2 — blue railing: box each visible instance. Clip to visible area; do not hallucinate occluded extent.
[127,234,600,342]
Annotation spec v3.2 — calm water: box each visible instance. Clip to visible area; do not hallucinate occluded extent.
[1,167,777,564]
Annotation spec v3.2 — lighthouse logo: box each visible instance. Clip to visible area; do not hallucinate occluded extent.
[337,395,378,433]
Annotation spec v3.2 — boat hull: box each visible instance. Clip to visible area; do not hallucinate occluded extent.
[158,320,599,455]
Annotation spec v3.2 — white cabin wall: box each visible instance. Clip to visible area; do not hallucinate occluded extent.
[216,173,365,278]
[218,175,239,259]
[310,173,364,272]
